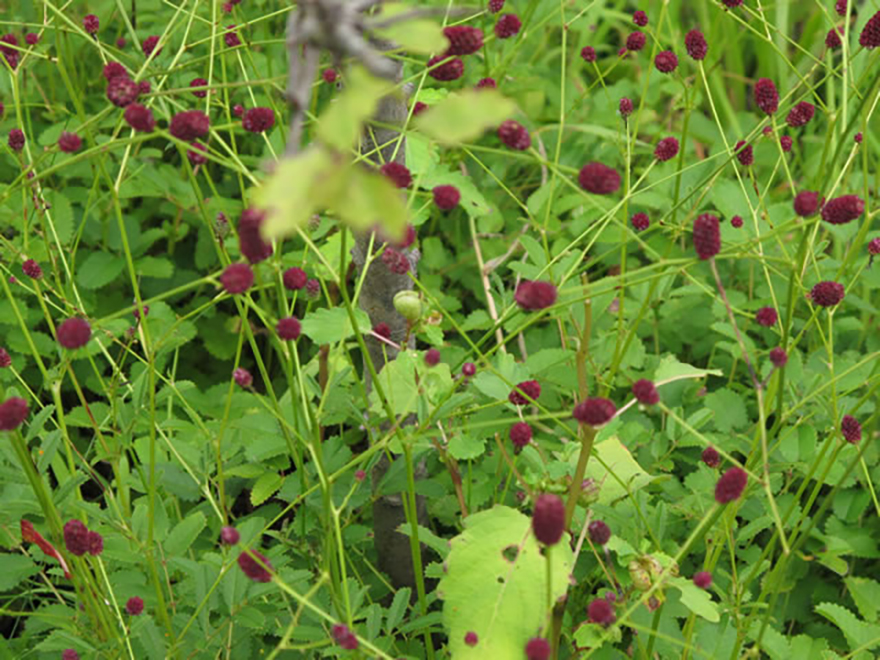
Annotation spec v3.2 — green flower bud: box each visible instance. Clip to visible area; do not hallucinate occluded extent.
[394,290,422,322]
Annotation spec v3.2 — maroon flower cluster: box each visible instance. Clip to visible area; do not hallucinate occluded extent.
[821,195,864,224]
[588,520,611,545]
[0,397,29,431]
[826,26,844,49]
[190,77,208,98]
[380,162,412,189]
[495,14,522,39]
[587,598,616,626]
[632,379,659,405]
[238,549,273,582]
[8,128,25,152]
[715,467,747,503]
[633,10,648,26]
[734,140,753,166]
[581,46,596,62]
[754,78,779,115]
[532,493,565,545]
[509,380,541,405]
[655,50,678,73]
[233,368,252,388]
[125,104,155,132]
[169,110,210,140]
[769,347,788,367]
[693,571,712,589]
[841,415,862,443]
[755,306,777,327]
[0,347,11,368]
[238,208,273,264]
[57,318,92,349]
[573,397,616,426]
[283,267,308,291]
[701,446,720,468]
[626,32,646,52]
[498,120,531,150]
[63,519,103,556]
[526,637,551,660]
[277,317,302,341]
[510,422,532,449]
[443,26,484,55]
[655,137,679,162]
[731,215,743,228]
[693,213,721,260]
[242,107,274,133]
[579,162,621,195]
[433,185,461,210]
[220,263,254,294]
[515,280,558,310]
[780,135,793,152]
[810,281,845,307]
[631,212,649,231]
[427,55,464,81]
[382,248,411,274]
[786,101,815,127]
[142,35,162,57]
[332,624,359,650]
[107,76,139,107]
[425,348,441,366]
[489,0,505,12]
[619,97,633,118]
[859,9,880,48]
[22,259,43,279]
[476,77,497,89]
[793,191,821,217]
[685,29,708,60]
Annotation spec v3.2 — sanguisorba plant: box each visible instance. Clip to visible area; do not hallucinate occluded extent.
[1,0,878,658]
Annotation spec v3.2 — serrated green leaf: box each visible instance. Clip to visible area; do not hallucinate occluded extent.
[844,577,880,622]
[385,587,411,633]
[447,434,485,460]
[704,388,748,432]
[300,307,371,344]
[0,555,38,590]
[163,511,206,556]
[438,506,573,659]
[816,602,880,651]
[76,252,125,289]
[414,90,516,145]
[251,472,284,506]
[670,577,719,622]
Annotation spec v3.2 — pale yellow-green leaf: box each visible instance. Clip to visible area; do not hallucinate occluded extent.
[414,90,516,145]
[373,19,449,55]
[575,436,655,505]
[316,66,393,151]
[256,147,336,239]
[333,164,408,239]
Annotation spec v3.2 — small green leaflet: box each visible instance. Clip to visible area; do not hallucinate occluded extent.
[414,90,516,145]
[316,65,392,151]
[670,577,719,622]
[372,4,448,54]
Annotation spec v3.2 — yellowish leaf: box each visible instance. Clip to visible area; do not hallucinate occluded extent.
[414,89,516,145]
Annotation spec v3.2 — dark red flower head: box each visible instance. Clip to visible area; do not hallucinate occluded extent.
[632,379,659,405]
[22,259,43,279]
[786,101,815,127]
[433,185,461,210]
[233,103,245,117]
[57,318,91,349]
[0,397,29,431]
[64,519,90,556]
[722,0,744,8]
[769,347,788,367]
[225,26,241,48]
[633,10,648,26]
[515,280,558,310]
[731,215,743,228]
[693,571,712,589]
[125,596,144,615]
[412,101,428,115]
[462,362,477,377]
[821,195,864,224]
[841,415,861,443]
[233,368,252,388]
[532,493,565,545]
[509,380,541,405]
[107,76,139,107]
[425,348,441,366]
[588,598,616,626]
[510,422,533,449]
[8,128,25,152]
[87,530,103,555]
[489,0,505,12]
[631,212,649,231]
[754,78,779,115]
[588,520,611,545]
[372,323,392,340]
[62,650,80,660]
[581,46,596,62]
[220,263,254,294]
[221,525,241,544]
[868,238,880,256]
[238,208,273,264]
[579,162,621,195]
[755,306,777,327]
[495,13,522,39]
[464,631,479,647]
[655,50,678,73]
[810,281,845,307]
[693,213,721,260]
[619,97,633,118]
[124,103,155,133]
[573,397,616,426]
[0,348,10,368]
[427,55,464,81]
[283,267,307,291]
[380,162,412,189]
[169,110,210,141]
[476,77,497,89]
[836,0,849,16]
[793,191,821,217]
[190,78,208,98]
[117,37,126,48]
[626,31,646,51]
[25,33,39,46]
[142,35,162,57]
[701,446,720,468]
[685,29,708,60]
[654,137,679,162]
[242,107,274,133]
[715,466,747,503]
[498,120,531,150]
[826,26,844,49]
[332,624,359,650]
[103,62,128,81]
[277,317,301,341]
[734,140,753,166]
[187,141,208,166]
[443,25,484,55]
[858,9,880,48]
[83,14,100,35]
[238,549,273,582]
[525,637,551,660]
[780,135,793,152]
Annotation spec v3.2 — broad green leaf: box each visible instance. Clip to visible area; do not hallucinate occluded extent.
[448,433,486,460]
[816,602,880,651]
[76,252,125,289]
[670,577,719,622]
[251,471,284,507]
[333,163,408,238]
[844,577,880,622]
[414,90,516,145]
[257,147,336,239]
[578,436,654,505]
[654,355,723,383]
[438,506,573,659]
[704,388,748,432]
[300,306,371,344]
[163,511,206,556]
[316,65,392,151]
[0,555,38,590]
[373,19,448,55]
